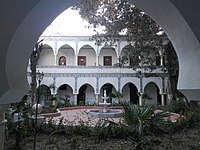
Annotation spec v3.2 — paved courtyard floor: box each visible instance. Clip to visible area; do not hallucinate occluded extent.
[42,106,181,126]
[43,106,123,126]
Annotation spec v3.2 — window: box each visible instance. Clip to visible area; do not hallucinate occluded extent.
[59,56,66,65]
[78,56,86,66]
[104,56,112,66]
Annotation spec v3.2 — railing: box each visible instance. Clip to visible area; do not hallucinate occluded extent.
[27,65,168,78]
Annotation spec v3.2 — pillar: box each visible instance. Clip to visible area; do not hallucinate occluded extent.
[54,54,57,65]
[0,105,8,150]
[160,55,164,66]
[74,94,78,105]
[96,55,99,66]
[139,92,143,106]
[161,93,166,106]
[95,94,99,105]
[75,54,78,66]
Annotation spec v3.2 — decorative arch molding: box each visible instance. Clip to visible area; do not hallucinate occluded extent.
[99,45,117,55]
[38,44,55,66]
[3,0,200,104]
[78,45,96,55]
[57,43,75,54]
[99,82,117,93]
[78,42,96,52]
[122,82,139,92]
[40,41,55,52]
[39,84,49,88]
[143,79,162,93]
[55,81,75,94]
[120,79,140,92]
[77,82,95,93]
[144,81,161,105]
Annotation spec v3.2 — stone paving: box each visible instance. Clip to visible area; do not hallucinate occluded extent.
[42,106,181,126]
[43,106,123,126]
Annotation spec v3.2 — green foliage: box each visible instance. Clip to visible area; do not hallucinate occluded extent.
[93,119,130,139]
[164,98,189,114]
[191,107,200,122]
[74,0,167,68]
[111,91,124,104]
[6,96,33,135]
[75,0,179,99]
[122,104,171,136]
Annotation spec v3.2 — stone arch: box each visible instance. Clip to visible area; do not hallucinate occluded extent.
[3,0,200,104]
[56,81,74,94]
[58,44,75,66]
[144,82,161,105]
[122,82,139,104]
[37,84,52,107]
[78,45,96,66]
[77,83,95,105]
[57,84,73,104]
[99,45,118,66]
[38,44,54,66]
[121,45,135,66]
[100,83,117,104]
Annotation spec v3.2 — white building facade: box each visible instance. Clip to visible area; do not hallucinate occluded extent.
[27,35,168,106]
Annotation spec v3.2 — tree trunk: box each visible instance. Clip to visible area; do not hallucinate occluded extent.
[30,41,43,104]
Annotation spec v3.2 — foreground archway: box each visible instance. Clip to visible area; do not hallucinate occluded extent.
[2,0,200,106]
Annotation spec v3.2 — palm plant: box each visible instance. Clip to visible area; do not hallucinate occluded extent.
[111,91,124,104]
[122,104,170,136]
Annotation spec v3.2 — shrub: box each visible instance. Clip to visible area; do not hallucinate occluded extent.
[164,98,189,114]
[122,104,171,136]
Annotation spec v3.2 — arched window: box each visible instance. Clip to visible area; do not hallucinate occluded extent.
[59,56,66,65]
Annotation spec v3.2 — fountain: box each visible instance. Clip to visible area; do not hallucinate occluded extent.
[89,90,122,118]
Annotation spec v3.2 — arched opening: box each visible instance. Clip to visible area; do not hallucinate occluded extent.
[77,84,87,105]
[38,44,54,66]
[3,0,200,105]
[99,46,117,66]
[144,82,161,105]
[122,83,139,104]
[78,45,96,66]
[36,84,52,107]
[101,83,114,103]
[57,84,73,106]
[129,83,139,104]
[58,44,75,66]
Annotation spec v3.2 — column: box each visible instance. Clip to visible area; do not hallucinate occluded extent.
[75,54,78,66]
[95,94,99,105]
[54,41,58,66]
[161,93,166,106]
[139,92,144,106]
[75,42,78,66]
[118,77,121,92]
[96,45,99,66]
[54,54,57,66]
[96,55,99,66]
[160,55,164,66]
[74,94,78,105]
[0,105,8,150]
[159,49,164,66]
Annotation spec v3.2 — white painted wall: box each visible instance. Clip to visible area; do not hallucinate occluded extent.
[38,48,54,66]
[78,46,96,66]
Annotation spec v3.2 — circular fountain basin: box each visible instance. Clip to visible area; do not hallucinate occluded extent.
[89,109,123,118]
[99,102,111,107]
